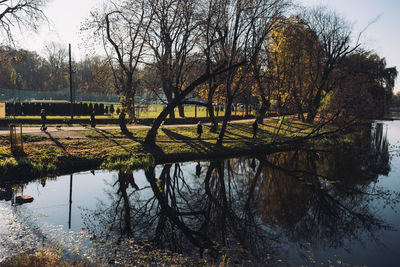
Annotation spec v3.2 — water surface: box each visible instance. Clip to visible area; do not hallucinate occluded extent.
[1,121,400,265]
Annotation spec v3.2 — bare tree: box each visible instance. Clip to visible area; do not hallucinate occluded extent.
[214,0,290,146]
[44,42,67,90]
[145,0,200,119]
[84,0,153,132]
[142,0,290,146]
[143,0,242,145]
[0,0,48,44]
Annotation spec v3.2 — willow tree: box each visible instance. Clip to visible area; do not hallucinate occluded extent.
[300,6,358,123]
[326,50,398,119]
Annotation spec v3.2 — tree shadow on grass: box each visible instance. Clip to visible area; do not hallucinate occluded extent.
[44,131,67,152]
[118,129,147,145]
[225,124,259,140]
[94,128,131,153]
[161,128,217,154]
[229,124,271,140]
[93,128,170,160]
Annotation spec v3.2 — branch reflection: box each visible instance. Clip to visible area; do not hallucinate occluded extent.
[81,122,398,264]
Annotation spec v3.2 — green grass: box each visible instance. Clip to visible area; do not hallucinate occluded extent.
[134,105,246,119]
[0,118,355,182]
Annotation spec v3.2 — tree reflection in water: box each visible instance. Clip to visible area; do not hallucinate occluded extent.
[81,122,399,264]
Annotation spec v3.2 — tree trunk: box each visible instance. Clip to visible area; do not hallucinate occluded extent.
[120,93,134,135]
[256,97,270,124]
[166,92,175,119]
[207,103,218,132]
[144,63,244,145]
[216,96,233,146]
[145,71,221,146]
[306,89,323,123]
[178,104,185,117]
[207,81,218,132]
[127,101,136,122]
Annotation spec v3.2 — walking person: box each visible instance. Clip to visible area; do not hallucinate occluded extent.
[90,111,96,128]
[252,120,258,138]
[197,121,203,139]
[40,108,47,131]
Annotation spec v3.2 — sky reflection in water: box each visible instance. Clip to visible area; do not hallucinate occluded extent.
[1,121,400,265]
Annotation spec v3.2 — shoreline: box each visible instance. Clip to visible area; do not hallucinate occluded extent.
[0,119,360,184]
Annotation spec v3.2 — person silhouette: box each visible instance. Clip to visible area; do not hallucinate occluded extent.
[40,108,47,131]
[90,111,96,128]
[252,120,258,138]
[197,121,203,139]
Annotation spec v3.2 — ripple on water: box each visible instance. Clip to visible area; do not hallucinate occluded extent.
[0,201,44,263]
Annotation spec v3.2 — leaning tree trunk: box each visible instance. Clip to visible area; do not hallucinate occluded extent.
[144,63,244,146]
[145,71,219,146]
[126,103,136,123]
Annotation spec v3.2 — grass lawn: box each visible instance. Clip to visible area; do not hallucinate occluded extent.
[0,117,352,182]
[134,105,247,119]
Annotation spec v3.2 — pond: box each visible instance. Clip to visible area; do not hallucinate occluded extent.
[1,120,400,266]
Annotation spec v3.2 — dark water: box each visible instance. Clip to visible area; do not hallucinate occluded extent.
[1,121,400,265]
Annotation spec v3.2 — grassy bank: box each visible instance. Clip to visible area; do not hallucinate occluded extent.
[0,118,356,182]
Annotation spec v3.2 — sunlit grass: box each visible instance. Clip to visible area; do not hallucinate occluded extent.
[0,117,352,181]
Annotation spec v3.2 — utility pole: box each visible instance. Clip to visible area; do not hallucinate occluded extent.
[69,44,74,120]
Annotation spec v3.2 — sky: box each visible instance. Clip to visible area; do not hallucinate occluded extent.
[13,0,400,92]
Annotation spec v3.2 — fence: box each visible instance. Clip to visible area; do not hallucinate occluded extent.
[5,102,117,116]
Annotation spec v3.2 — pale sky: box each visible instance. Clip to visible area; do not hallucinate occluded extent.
[13,0,400,92]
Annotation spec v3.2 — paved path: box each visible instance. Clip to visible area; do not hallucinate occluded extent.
[0,125,150,135]
[0,119,260,138]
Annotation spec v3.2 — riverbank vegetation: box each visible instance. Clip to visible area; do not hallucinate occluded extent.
[0,118,360,181]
